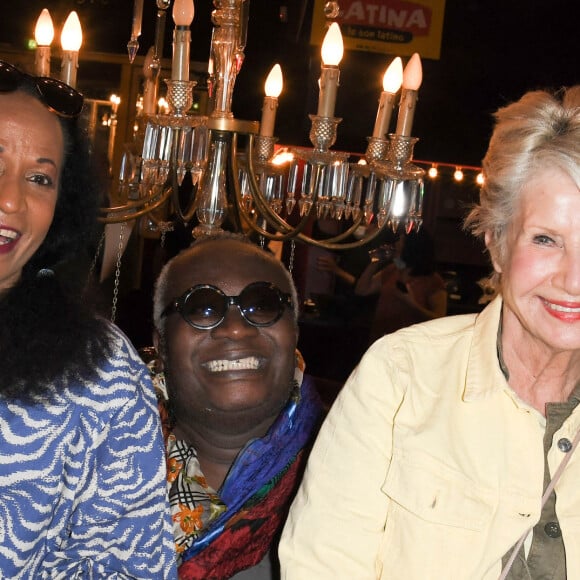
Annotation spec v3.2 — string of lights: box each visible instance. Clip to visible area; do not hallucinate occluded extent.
[416,161,484,185]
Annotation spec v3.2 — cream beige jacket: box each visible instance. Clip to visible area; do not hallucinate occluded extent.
[280,297,580,579]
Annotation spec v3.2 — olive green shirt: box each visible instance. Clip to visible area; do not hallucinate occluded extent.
[499,326,580,579]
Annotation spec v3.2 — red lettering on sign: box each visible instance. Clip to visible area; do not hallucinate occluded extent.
[339,0,432,36]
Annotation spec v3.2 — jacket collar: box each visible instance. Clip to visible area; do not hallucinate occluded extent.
[463,296,507,402]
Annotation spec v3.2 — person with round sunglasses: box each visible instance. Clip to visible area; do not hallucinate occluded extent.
[0,61,176,577]
[151,233,323,579]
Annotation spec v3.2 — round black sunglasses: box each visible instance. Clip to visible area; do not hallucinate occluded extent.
[0,60,84,118]
[161,281,293,330]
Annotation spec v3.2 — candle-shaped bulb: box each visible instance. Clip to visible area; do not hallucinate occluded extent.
[35,9,54,46]
[371,57,404,139]
[402,52,422,90]
[321,22,343,66]
[173,0,195,26]
[264,64,283,98]
[260,64,283,137]
[395,52,422,137]
[317,23,343,117]
[383,57,403,93]
[60,11,82,88]
[61,11,82,51]
[171,0,194,81]
[35,9,54,77]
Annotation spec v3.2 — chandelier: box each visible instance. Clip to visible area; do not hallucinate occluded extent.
[34,0,428,250]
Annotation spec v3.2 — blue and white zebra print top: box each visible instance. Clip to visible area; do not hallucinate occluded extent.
[0,323,177,579]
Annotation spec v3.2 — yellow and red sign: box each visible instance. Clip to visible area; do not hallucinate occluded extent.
[311,0,446,60]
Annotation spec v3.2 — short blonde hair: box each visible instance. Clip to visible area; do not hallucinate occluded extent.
[464,85,580,292]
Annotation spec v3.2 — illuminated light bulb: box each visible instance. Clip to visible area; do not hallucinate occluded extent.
[172,0,195,26]
[321,22,343,66]
[402,52,422,90]
[158,97,169,113]
[35,9,54,46]
[110,94,121,114]
[259,64,283,137]
[476,172,485,185]
[317,22,343,117]
[395,53,422,137]
[428,165,438,178]
[271,150,294,166]
[60,11,82,88]
[264,64,283,98]
[371,57,403,138]
[34,9,54,76]
[454,168,464,181]
[61,11,82,51]
[383,57,403,93]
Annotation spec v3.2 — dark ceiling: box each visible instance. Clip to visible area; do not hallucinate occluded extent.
[2,0,578,166]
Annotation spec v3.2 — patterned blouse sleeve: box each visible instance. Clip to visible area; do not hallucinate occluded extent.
[41,326,178,579]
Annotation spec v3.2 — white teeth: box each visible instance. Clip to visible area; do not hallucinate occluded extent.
[548,303,580,313]
[0,228,19,244]
[204,356,261,372]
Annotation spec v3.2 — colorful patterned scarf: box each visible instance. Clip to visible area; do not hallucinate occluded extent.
[156,355,322,579]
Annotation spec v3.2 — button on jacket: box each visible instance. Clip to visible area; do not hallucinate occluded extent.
[279,297,580,579]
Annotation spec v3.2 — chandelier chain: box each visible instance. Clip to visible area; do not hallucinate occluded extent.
[111,222,126,324]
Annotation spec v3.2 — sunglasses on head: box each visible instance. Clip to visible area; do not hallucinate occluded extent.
[0,60,84,118]
[162,281,293,330]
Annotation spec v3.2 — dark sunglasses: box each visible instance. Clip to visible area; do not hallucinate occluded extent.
[162,281,293,330]
[0,60,84,118]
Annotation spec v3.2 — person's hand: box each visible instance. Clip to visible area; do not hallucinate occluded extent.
[316,255,338,273]
[368,243,395,265]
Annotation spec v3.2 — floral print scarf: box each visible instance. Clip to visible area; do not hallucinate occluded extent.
[156,353,323,578]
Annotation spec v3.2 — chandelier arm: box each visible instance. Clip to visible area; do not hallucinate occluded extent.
[171,127,198,224]
[236,215,291,241]
[100,186,169,213]
[294,221,389,250]
[241,211,311,242]
[244,134,294,234]
[310,219,366,244]
[293,235,372,251]
[230,217,371,247]
[99,185,173,223]
[229,178,300,241]
[100,203,166,224]
[242,135,319,239]
[229,137,299,241]
[143,210,170,228]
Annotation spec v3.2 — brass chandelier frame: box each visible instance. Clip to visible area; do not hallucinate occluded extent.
[99,0,426,251]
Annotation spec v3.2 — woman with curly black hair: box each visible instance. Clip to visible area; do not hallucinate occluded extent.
[0,61,177,578]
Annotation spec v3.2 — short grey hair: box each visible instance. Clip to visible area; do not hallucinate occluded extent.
[153,232,300,343]
[464,85,580,293]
